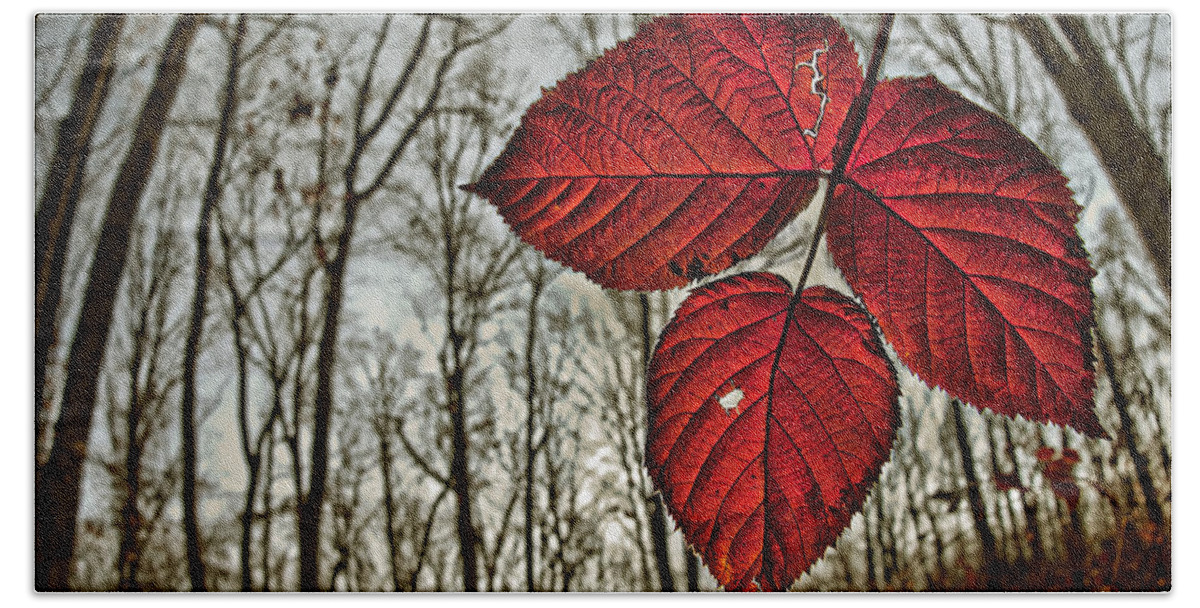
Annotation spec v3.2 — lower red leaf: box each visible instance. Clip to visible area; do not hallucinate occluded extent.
[646,273,898,590]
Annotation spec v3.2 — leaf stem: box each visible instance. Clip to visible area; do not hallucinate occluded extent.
[794,13,895,296]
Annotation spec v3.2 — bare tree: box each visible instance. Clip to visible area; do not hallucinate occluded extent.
[574,290,671,591]
[37,16,201,590]
[110,188,190,590]
[295,16,507,590]
[35,15,125,460]
[394,52,526,588]
[176,15,248,591]
[341,328,420,591]
[1012,15,1170,295]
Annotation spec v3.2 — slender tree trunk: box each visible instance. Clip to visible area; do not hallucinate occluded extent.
[261,424,277,592]
[116,399,145,591]
[438,218,479,591]
[179,15,245,591]
[218,211,259,592]
[36,16,199,590]
[35,15,125,453]
[449,361,479,591]
[1097,334,1164,526]
[296,84,362,588]
[865,498,878,590]
[298,16,454,587]
[298,211,358,591]
[1013,15,1171,295]
[649,496,675,591]
[685,540,700,591]
[378,431,402,592]
[238,449,261,590]
[523,267,545,591]
[448,316,479,590]
[639,294,675,592]
[950,399,999,586]
[116,290,154,591]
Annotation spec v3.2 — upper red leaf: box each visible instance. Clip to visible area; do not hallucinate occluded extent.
[646,273,898,590]
[466,15,861,289]
[825,76,1102,437]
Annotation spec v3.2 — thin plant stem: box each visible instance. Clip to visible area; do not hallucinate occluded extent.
[795,14,895,295]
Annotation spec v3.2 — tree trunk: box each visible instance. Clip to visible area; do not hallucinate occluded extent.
[116,286,154,591]
[261,424,277,591]
[218,205,261,592]
[449,360,479,590]
[685,540,700,591]
[298,210,358,591]
[35,16,125,455]
[523,267,545,591]
[441,219,479,591]
[35,16,199,591]
[379,431,402,592]
[179,15,245,592]
[639,294,675,592]
[1013,15,1171,295]
[1097,334,1164,526]
[950,399,999,586]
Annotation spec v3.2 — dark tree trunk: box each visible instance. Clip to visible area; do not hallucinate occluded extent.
[523,267,546,591]
[299,16,453,589]
[116,282,155,592]
[261,423,278,592]
[35,16,199,591]
[448,319,479,590]
[179,15,246,592]
[865,498,877,590]
[298,193,360,591]
[950,399,999,585]
[238,449,261,591]
[685,540,700,591]
[378,431,402,592]
[1013,15,1171,295]
[35,15,124,458]
[1097,334,1164,526]
[639,294,675,592]
[217,205,261,592]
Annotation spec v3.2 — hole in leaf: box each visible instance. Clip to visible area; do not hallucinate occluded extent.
[718,387,744,413]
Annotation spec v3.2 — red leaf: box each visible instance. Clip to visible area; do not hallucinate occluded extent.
[825,77,1102,437]
[467,15,862,289]
[646,273,898,590]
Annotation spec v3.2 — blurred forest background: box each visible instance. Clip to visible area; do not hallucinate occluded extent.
[33,13,1169,591]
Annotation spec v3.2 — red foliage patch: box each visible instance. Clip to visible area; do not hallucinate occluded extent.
[825,77,1101,437]
[467,15,859,289]
[468,13,1104,589]
[646,274,898,590]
